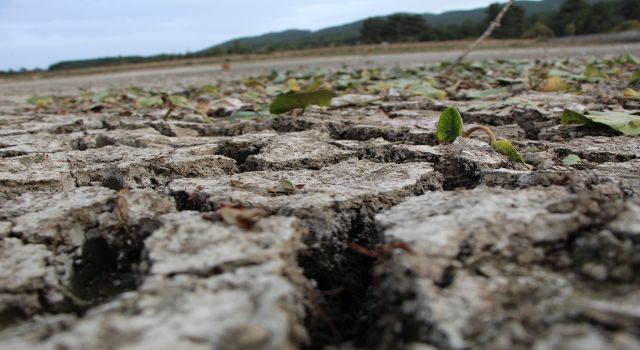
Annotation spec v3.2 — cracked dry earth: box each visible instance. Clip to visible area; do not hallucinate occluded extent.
[1,57,640,350]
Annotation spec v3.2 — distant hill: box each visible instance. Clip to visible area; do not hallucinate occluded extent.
[202,0,577,54]
[47,0,615,71]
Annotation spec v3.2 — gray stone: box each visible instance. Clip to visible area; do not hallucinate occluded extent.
[370,186,639,349]
[0,214,309,350]
[146,212,304,276]
[1,186,117,245]
[0,238,66,324]
[0,114,102,137]
[0,265,308,350]
[169,159,442,240]
[377,187,583,258]
[535,324,640,350]
[0,132,75,157]
[480,159,640,197]
[49,145,235,189]
[73,127,225,150]
[0,156,75,200]
[243,131,356,171]
[0,188,177,329]
[0,187,175,246]
[581,263,608,281]
[0,221,12,239]
[525,136,640,164]
[0,237,63,297]
[608,200,640,235]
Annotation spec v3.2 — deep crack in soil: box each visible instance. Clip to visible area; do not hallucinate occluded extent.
[70,219,162,309]
[298,213,382,349]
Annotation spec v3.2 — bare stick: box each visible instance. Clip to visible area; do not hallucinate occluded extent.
[447,0,514,71]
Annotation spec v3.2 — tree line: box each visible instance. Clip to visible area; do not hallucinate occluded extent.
[2,0,639,74]
[361,0,640,43]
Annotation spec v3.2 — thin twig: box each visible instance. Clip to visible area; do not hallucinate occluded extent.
[446,0,514,72]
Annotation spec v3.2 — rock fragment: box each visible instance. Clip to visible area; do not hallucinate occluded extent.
[243,131,357,171]
[169,159,443,240]
[0,214,310,350]
[0,114,102,137]
[0,187,176,326]
[0,156,75,200]
[48,145,235,189]
[371,187,640,349]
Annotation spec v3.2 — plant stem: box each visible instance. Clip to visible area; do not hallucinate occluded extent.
[465,125,497,144]
[446,0,514,72]
[163,108,174,119]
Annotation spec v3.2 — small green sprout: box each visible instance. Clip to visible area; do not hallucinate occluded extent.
[436,107,465,143]
[436,107,530,167]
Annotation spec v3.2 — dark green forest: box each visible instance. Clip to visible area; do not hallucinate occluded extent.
[4,0,640,73]
[360,0,639,43]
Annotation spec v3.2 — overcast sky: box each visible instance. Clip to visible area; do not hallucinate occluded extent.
[0,0,512,70]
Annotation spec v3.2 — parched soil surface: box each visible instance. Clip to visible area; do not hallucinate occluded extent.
[2,43,640,101]
[1,53,640,350]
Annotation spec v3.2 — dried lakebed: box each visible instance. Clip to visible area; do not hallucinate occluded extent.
[1,58,640,350]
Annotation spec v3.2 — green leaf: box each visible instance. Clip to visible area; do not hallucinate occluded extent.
[91,90,112,103]
[584,65,608,81]
[305,79,328,92]
[561,109,592,126]
[18,154,46,165]
[496,77,524,85]
[286,78,301,92]
[436,107,464,144]
[407,82,447,99]
[265,85,285,97]
[630,71,640,85]
[335,78,354,90]
[26,95,52,107]
[279,179,294,192]
[268,70,287,84]
[624,88,638,98]
[547,69,584,82]
[491,139,528,166]
[561,109,640,135]
[269,90,334,114]
[562,154,581,166]
[126,87,146,96]
[543,76,570,92]
[627,55,640,65]
[244,79,265,90]
[193,85,220,98]
[168,95,189,108]
[368,82,393,93]
[167,95,212,123]
[136,96,163,108]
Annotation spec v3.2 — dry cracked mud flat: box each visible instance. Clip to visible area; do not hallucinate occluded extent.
[1,56,640,350]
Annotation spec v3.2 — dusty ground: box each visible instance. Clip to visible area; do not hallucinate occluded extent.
[2,43,640,100]
[1,46,640,350]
